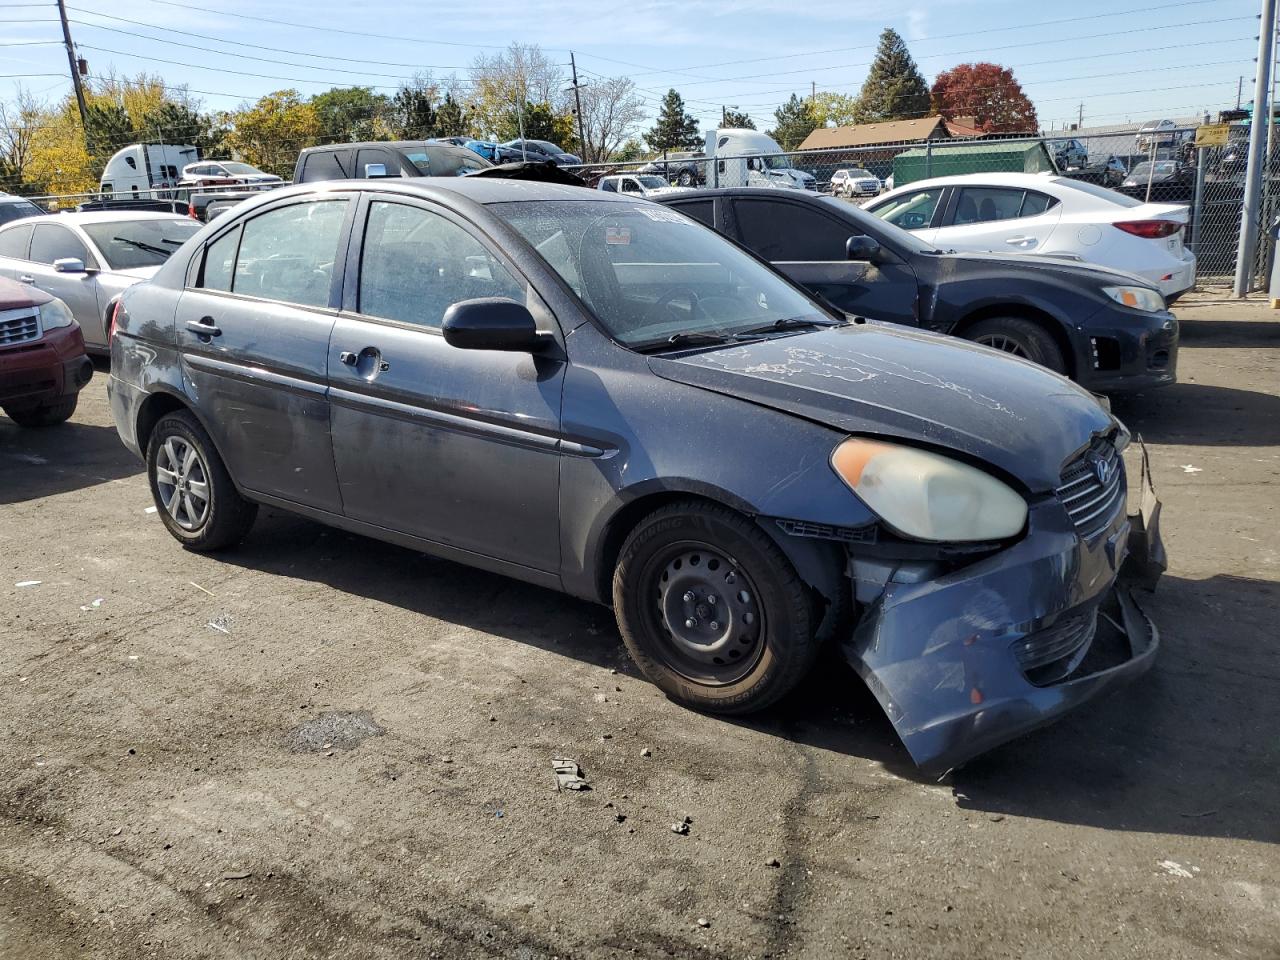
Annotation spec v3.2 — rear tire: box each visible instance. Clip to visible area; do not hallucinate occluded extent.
[612,501,818,715]
[965,316,1067,375]
[677,169,694,187]
[146,410,257,551]
[4,395,77,427]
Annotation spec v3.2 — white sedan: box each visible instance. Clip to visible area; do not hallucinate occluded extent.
[865,172,1196,301]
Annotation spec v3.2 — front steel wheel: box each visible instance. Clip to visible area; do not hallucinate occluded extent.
[613,501,818,714]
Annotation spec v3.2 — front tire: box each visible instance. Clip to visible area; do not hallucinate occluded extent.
[677,170,694,187]
[4,395,77,427]
[612,501,818,714]
[965,316,1067,375]
[146,410,257,551]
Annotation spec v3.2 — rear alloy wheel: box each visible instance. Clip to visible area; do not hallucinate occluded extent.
[612,501,818,714]
[3,395,78,427]
[965,316,1067,374]
[677,170,694,187]
[147,410,257,551]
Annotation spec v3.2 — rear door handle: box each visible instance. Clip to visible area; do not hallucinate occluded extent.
[185,316,221,337]
[1005,236,1034,245]
[18,275,35,284]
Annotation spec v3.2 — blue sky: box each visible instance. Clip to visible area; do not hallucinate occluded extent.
[0,0,1262,134]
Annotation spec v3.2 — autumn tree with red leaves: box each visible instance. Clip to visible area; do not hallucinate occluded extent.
[930,63,1038,134]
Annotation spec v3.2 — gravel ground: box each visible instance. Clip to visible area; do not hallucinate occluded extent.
[2,289,1278,959]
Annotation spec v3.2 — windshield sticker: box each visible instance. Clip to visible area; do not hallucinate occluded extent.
[605,226,631,245]
[632,206,688,224]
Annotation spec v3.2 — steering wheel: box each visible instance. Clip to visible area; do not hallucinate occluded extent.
[655,287,703,323]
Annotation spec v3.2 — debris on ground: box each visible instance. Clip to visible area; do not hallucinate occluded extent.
[1180,464,1203,474]
[207,615,232,634]
[1157,860,1198,879]
[286,711,385,753]
[79,598,105,611]
[671,815,692,835]
[143,506,157,514]
[15,581,41,588]
[222,870,252,880]
[552,758,590,792]
[189,581,217,597]
[764,857,780,868]
[697,917,710,928]
[640,747,651,757]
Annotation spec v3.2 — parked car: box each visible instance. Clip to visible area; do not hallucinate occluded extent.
[0,194,48,226]
[865,173,1196,301]
[294,141,492,183]
[0,277,93,427]
[108,178,1160,775]
[597,174,689,197]
[656,188,1176,392]
[497,139,580,166]
[1135,119,1178,154]
[1119,160,1195,203]
[180,161,282,189]
[463,139,501,162]
[829,168,881,198]
[0,211,202,353]
[639,151,706,187]
[186,190,260,223]
[1049,138,1089,171]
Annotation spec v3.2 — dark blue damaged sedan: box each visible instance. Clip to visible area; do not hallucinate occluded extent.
[107,178,1162,774]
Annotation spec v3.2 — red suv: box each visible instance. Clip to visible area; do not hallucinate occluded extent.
[0,277,93,427]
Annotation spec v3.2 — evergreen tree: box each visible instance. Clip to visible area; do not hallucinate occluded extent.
[435,94,468,138]
[722,109,755,130]
[853,28,930,123]
[644,89,700,152]
[768,94,817,151]
[84,102,132,162]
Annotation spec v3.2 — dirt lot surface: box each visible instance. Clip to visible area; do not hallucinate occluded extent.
[2,290,1278,959]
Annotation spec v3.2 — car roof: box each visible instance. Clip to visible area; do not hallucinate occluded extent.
[878,172,1065,192]
[34,210,194,226]
[230,177,620,207]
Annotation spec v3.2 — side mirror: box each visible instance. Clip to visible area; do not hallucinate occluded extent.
[53,257,87,274]
[442,298,546,352]
[845,235,880,261]
[364,163,389,178]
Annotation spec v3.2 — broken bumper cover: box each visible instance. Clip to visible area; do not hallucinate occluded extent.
[843,495,1161,777]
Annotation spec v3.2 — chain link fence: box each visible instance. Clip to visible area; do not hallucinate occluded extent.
[571,124,1265,288]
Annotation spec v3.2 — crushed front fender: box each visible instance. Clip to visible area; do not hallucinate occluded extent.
[843,499,1160,777]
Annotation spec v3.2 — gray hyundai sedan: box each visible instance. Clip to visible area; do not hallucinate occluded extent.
[108,179,1160,774]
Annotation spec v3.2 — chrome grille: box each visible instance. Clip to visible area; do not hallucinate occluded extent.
[0,307,41,347]
[1056,436,1126,540]
[1014,608,1098,685]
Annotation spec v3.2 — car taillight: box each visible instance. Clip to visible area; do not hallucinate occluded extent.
[1113,220,1182,239]
[108,300,122,342]
[188,203,198,219]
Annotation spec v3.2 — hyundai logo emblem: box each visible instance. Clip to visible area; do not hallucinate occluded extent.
[1090,454,1110,486]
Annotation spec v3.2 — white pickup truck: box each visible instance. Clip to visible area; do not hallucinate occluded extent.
[597,174,691,198]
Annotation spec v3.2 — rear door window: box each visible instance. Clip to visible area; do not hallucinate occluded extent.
[952,188,1030,225]
[30,224,92,266]
[199,225,241,292]
[301,151,349,181]
[0,223,34,259]
[228,200,349,307]
[735,198,850,261]
[667,200,714,227]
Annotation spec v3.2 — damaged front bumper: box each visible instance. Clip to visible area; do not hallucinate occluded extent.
[842,454,1164,777]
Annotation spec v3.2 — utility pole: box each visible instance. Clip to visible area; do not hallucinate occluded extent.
[811,81,816,104]
[1238,76,1245,109]
[568,52,587,161]
[1234,0,1277,296]
[1077,103,1083,130]
[55,0,90,150]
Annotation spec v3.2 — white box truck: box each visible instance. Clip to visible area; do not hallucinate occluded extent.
[704,128,816,191]
[99,143,200,198]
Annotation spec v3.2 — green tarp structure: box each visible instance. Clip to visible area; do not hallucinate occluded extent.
[892,140,1056,186]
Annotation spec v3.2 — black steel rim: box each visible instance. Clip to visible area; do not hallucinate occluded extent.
[642,540,765,685]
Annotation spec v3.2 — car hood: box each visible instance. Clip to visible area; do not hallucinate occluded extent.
[648,324,1113,493]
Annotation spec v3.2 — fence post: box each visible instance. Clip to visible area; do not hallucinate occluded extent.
[1234,0,1278,296]
[1190,145,1208,249]
[925,139,932,179]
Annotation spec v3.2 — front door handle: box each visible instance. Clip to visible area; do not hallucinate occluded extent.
[1005,236,1035,245]
[339,351,358,365]
[185,316,221,338]
[18,275,35,284]
[340,347,389,374]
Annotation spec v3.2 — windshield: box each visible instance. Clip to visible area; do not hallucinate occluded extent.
[813,196,941,255]
[762,154,793,170]
[847,169,874,178]
[82,218,201,270]
[221,162,262,175]
[637,176,668,189]
[1129,162,1176,177]
[491,199,833,349]
[405,146,491,176]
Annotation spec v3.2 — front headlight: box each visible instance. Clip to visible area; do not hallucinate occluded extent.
[1103,285,1165,313]
[38,298,77,330]
[831,439,1028,542]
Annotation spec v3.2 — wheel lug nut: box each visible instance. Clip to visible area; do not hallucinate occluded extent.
[709,621,720,631]
[683,591,695,602]
[685,618,697,629]
[707,595,717,605]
